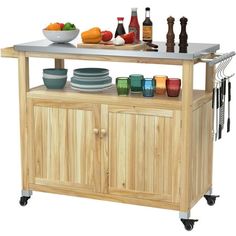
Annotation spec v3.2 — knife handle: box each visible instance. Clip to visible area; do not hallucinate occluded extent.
[216,88,219,108]
[223,78,226,95]
[228,81,231,102]
[219,124,222,139]
[227,118,230,132]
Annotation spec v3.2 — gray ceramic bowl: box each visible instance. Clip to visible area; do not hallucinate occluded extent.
[43,68,68,76]
[43,29,79,43]
[43,77,67,89]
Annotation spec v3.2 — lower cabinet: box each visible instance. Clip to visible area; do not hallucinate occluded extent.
[101,105,181,203]
[28,100,101,192]
[28,100,181,204]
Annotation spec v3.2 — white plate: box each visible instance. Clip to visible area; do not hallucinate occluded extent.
[71,85,112,92]
[71,82,112,89]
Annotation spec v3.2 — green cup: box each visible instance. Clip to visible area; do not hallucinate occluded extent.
[116,77,130,96]
[129,74,144,93]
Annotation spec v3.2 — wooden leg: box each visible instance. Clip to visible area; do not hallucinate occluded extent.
[205,62,215,190]
[205,61,215,92]
[180,61,194,212]
[55,59,64,69]
[18,53,30,191]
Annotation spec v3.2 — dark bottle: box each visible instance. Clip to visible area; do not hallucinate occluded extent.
[129,8,140,43]
[115,17,126,37]
[142,7,153,42]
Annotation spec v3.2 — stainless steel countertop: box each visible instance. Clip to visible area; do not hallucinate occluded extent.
[14,40,220,60]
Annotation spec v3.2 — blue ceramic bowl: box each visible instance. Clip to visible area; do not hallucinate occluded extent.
[43,77,67,89]
[43,68,68,76]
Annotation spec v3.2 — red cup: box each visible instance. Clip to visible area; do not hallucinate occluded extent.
[166,78,181,97]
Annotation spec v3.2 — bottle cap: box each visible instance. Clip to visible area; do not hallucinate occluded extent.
[117,17,124,21]
[145,7,150,11]
[131,8,138,11]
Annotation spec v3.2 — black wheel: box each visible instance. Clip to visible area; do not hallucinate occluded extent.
[19,196,30,206]
[207,198,215,206]
[181,219,198,231]
[204,195,219,206]
[184,222,193,231]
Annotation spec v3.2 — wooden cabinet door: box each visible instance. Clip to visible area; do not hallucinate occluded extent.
[28,100,101,193]
[101,105,181,203]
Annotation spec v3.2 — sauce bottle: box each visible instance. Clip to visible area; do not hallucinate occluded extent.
[129,8,140,43]
[142,7,153,42]
[115,17,126,37]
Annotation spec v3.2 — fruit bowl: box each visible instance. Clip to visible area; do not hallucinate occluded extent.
[43,29,80,43]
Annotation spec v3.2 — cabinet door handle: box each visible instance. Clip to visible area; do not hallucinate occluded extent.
[100,129,107,137]
[93,128,99,135]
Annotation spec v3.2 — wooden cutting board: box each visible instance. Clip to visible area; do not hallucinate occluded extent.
[77,42,147,50]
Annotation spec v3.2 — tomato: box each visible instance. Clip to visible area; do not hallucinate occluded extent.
[120,32,135,44]
[101,31,113,42]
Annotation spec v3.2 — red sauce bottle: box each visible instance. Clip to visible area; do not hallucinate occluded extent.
[129,8,140,43]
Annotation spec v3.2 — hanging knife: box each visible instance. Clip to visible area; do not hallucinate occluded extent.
[227,79,231,132]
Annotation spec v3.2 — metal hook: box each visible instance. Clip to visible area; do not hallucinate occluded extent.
[222,57,232,79]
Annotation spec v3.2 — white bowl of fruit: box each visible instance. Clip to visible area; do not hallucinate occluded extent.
[43,22,79,43]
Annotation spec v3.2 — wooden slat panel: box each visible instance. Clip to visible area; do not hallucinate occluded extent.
[144,116,155,193]
[191,101,213,207]
[59,109,68,182]
[116,113,126,189]
[125,114,136,190]
[153,117,164,195]
[172,111,181,203]
[109,113,117,188]
[135,114,145,192]
[163,117,172,196]
[101,105,109,193]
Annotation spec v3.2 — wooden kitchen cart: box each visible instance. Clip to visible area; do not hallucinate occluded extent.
[1,41,224,230]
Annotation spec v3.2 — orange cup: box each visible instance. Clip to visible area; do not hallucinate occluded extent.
[153,75,168,95]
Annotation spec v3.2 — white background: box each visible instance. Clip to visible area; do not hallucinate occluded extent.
[0,0,235,235]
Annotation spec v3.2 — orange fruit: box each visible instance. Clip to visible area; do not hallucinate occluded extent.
[46,23,61,31]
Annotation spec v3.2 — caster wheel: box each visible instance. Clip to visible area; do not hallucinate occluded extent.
[19,196,30,206]
[204,195,219,206]
[181,219,198,231]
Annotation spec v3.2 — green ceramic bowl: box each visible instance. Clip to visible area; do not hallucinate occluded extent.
[43,77,67,89]
[43,68,68,76]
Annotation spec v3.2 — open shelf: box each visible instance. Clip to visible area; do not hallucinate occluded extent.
[28,82,212,110]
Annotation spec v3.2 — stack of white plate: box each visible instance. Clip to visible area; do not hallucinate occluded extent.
[71,68,112,92]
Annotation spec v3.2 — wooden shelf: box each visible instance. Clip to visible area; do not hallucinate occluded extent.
[28,82,212,110]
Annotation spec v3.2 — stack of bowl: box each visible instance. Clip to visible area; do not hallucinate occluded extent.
[43,68,68,89]
[70,68,112,92]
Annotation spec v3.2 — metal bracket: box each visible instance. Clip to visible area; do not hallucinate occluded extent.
[205,187,213,195]
[179,211,190,219]
[22,189,33,197]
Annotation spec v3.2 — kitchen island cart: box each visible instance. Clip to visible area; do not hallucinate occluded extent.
[1,40,234,230]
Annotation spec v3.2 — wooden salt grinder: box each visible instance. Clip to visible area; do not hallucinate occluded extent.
[179,17,188,53]
[166,16,175,52]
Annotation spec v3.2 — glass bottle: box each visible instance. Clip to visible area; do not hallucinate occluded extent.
[129,8,140,43]
[115,17,126,37]
[143,7,153,42]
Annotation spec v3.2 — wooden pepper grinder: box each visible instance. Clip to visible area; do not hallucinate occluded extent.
[166,16,175,52]
[179,17,188,53]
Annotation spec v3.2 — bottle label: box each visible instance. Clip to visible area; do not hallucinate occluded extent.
[129,26,140,43]
[143,26,152,40]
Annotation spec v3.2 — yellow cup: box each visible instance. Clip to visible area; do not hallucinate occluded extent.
[153,75,168,95]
